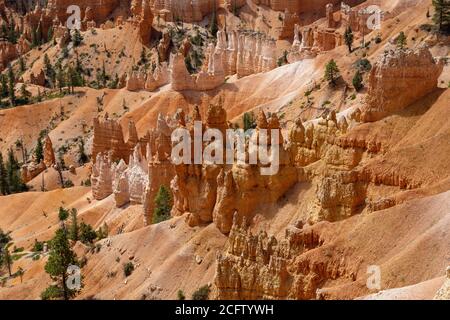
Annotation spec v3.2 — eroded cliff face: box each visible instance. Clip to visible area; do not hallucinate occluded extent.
[362,45,444,122]
[92,116,138,163]
[47,0,120,23]
[214,215,344,299]
[0,41,18,71]
[288,2,371,62]
[169,105,297,234]
[215,30,277,78]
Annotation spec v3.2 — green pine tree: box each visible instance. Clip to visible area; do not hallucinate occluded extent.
[6,149,26,193]
[19,56,25,73]
[0,74,8,98]
[43,228,79,300]
[396,32,407,49]
[1,244,12,276]
[324,59,340,86]
[58,207,70,222]
[56,64,66,93]
[68,208,79,242]
[20,83,31,103]
[0,153,8,195]
[36,22,42,46]
[432,0,450,33]
[152,185,172,224]
[344,26,354,53]
[243,112,257,131]
[7,64,15,106]
[34,138,44,164]
[44,54,56,87]
[71,29,83,47]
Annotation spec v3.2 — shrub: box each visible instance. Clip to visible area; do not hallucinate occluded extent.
[177,290,186,300]
[41,285,64,300]
[152,185,172,224]
[355,58,372,72]
[243,112,256,131]
[58,207,69,222]
[79,222,97,244]
[32,239,44,252]
[324,59,340,86]
[123,262,134,277]
[63,179,74,188]
[192,285,210,300]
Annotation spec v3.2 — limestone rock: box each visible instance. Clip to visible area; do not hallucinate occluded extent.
[91,153,114,200]
[92,117,132,163]
[0,41,18,71]
[43,136,56,168]
[362,45,444,122]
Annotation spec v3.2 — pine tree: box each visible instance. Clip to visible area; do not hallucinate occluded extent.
[36,22,42,46]
[58,207,70,223]
[20,83,31,103]
[68,208,78,242]
[7,64,15,106]
[97,62,108,88]
[352,70,364,91]
[79,222,97,244]
[0,152,8,195]
[396,31,407,49]
[71,29,83,47]
[67,65,76,94]
[324,59,340,86]
[344,26,354,53]
[34,138,44,164]
[19,56,25,73]
[243,112,256,131]
[56,64,66,93]
[1,245,12,276]
[432,0,450,33]
[44,54,56,87]
[31,27,38,47]
[152,185,172,224]
[43,228,78,300]
[6,149,26,193]
[0,74,8,98]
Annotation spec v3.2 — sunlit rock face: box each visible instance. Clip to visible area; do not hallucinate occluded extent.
[362,45,444,122]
